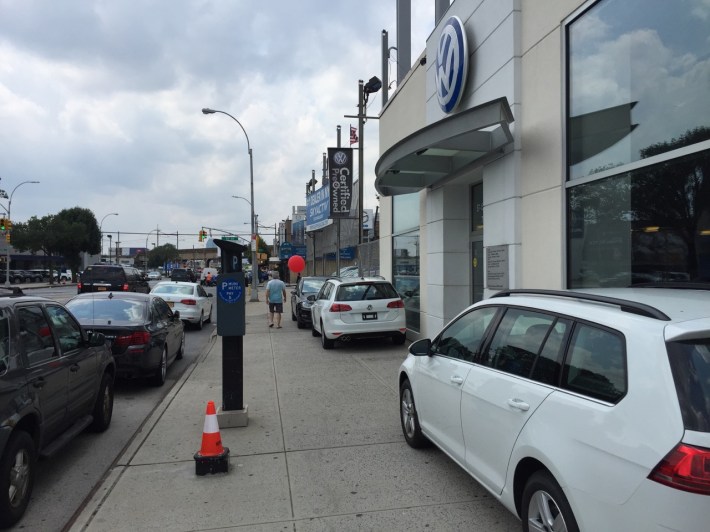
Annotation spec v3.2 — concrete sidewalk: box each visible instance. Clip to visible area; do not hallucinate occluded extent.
[70,295,519,531]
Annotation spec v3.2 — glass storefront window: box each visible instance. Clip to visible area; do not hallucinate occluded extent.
[567,0,710,179]
[393,193,419,234]
[568,149,710,287]
[393,232,420,332]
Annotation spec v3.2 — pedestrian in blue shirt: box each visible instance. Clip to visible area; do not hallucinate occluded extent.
[265,270,287,328]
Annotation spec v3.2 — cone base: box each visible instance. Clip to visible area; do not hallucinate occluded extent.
[194,447,230,475]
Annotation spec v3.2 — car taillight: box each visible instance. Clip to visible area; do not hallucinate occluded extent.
[180,299,197,306]
[649,443,710,495]
[122,283,129,291]
[77,282,82,291]
[330,303,352,312]
[114,331,151,348]
[387,299,405,309]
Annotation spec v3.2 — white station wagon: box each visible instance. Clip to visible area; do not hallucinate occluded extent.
[399,288,710,532]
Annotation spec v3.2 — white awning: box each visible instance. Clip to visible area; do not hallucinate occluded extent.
[375,97,514,196]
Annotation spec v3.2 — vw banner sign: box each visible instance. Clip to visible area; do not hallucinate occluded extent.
[328,147,353,218]
[436,16,469,114]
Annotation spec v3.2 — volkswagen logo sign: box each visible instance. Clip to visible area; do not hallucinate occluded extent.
[436,16,469,114]
[333,150,349,165]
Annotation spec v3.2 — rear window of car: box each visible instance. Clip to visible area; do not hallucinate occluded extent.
[82,267,125,281]
[666,340,710,432]
[153,285,194,296]
[66,298,147,324]
[336,282,399,301]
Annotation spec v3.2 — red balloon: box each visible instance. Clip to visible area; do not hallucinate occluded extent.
[288,255,305,273]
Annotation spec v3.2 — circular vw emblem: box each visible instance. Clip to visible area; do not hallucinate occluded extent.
[333,151,348,166]
[436,16,469,114]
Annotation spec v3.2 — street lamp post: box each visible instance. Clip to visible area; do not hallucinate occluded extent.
[99,212,119,262]
[202,108,259,302]
[145,228,160,272]
[107,234,112,264]
[0,180,40,287]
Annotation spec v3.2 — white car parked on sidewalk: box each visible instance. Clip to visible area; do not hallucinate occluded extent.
[398,288,710,531]
[150,281,213,329]
[310,277,407,349]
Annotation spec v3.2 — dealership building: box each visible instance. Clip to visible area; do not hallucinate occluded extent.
[376,0,710,338]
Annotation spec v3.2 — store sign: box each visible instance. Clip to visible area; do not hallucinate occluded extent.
[486,245,509,290]
[328,147,353,218]
[306,184,331,231]
[436,16,469,114]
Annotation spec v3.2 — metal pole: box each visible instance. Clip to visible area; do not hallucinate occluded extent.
[4,181,39,287]
[358,79,365,275]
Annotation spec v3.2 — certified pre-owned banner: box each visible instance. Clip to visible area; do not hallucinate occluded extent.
[328,147,353,218]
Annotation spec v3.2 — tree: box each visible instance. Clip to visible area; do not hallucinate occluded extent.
[10,207,100,282]
[148,244,180,269]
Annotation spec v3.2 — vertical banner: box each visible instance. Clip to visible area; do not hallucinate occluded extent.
[328,147,353,218]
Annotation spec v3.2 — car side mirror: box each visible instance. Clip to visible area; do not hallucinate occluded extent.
[409,338,432,356]
[87,331,107,347]
[173,310,181,319]
[306,294,316,302]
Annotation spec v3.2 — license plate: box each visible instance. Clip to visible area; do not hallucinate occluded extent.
[97,286,107,291]
[362,312,378,320]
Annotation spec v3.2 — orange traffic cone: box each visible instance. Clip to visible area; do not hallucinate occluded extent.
[194,401,230,475]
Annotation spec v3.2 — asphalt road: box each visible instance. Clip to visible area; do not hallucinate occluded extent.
[8,282,217,532]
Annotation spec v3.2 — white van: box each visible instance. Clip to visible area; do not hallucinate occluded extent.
[200,267,218,285]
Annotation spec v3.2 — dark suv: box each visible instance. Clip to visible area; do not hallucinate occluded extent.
[77,264,150,294]
[0,288,115,527]
[170,268,197,282]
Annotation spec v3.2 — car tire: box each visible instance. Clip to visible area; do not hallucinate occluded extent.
[89,372,114,432]
[176,330,185,360]
[151,347,168,386]
[196,311,204,330]
[205,306,212,324]
[0,430,35,528]
[320,321,334,349]
[521,471,579,532]
[399,379,430,448]
[392,333,407,345]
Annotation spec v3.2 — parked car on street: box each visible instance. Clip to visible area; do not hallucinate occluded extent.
[398,287,710,532]
[290,276,329,329]
[310,277,407,349]
[66,292,184,386]
[77,264,149,294]
[150,281,213,330]
[0,288,115,528]
[147,270,162,280]
[169,268,197,283]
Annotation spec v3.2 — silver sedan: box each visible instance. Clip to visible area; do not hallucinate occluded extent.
[150,281,213,329]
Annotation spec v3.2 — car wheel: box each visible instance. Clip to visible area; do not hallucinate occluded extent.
[196,311,204,330]
[205,306,212,323]
[320,321,334,349]
[89,372,114,432]
[0,430,35,528]
[151,347,168,386]
[399,379,429,448]
[522,471,579,532]
[291,304,297,321]
[176,330,185,360]
[392,333,407,345]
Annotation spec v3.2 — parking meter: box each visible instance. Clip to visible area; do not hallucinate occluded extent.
[213,239,248,422]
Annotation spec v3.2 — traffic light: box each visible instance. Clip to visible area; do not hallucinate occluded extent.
[5,220,11,231]
[198,229,206,242]
[0,218,5,231]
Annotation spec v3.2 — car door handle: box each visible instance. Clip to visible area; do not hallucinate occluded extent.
[32,377,46,389]
[507,398,530,411]
[70,363,80,372]
[450,375,465,385]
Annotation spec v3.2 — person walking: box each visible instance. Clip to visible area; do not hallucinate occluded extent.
[265,270,287,328]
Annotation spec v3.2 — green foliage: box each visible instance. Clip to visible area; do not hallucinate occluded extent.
[148,243,180,268]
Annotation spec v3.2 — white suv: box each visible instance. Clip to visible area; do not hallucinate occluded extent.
[399,288,710,531]
[310,277,407,349]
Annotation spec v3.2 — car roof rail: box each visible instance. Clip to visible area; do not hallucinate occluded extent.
[490,288,671,321]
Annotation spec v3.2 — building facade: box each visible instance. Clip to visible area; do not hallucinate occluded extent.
[376,0,710,339]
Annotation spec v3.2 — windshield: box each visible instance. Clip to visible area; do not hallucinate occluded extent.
[153,285,195,296]
[667,339,710,432]
[67,298,147,324]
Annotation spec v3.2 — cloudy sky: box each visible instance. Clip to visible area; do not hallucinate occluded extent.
[0,0,434,253]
